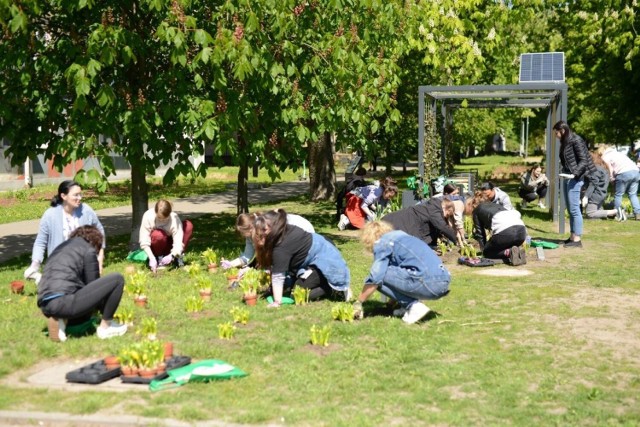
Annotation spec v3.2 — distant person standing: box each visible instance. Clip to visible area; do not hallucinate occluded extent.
[139,200,193,272]
[24,180,105,285]
[518,164,549,209]
[553,120,597,247]
[598,145,640,221]
[480,182,514,210]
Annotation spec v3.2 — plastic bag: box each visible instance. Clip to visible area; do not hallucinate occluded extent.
[126,249,149,263]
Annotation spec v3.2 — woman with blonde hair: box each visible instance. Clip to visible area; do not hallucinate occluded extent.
[352,221,451,324]
[597,145,640,221]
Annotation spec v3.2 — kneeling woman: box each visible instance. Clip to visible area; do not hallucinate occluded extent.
[37,225,127,341]
[466,192,528,265]
[352,221,451,324]
[253,210,350,307]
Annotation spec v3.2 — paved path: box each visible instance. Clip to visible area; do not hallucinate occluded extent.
[0,181,310,265]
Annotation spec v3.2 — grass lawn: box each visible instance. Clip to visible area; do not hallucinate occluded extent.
[0,155,638,426]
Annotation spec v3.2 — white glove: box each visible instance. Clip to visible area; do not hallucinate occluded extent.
[24,264,42,285]
[559,173,575,179]
[581,196,588,208]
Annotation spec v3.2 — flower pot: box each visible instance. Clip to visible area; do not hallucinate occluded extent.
[163,341,174,360]
[207,263,218,274]
[104,356,120,370]
[199,289,212,301]
[134,295,148,308]
[138,368,156,378]
[10,280,24,294]
[243,294,258,306]
[121,366,135,376]
[227,276,238,286]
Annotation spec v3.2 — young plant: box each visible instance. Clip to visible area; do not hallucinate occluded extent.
[185,295,204,313]
[194,274,212,292]
[239,268,261,296]
[217,321,236,340]
[184,263,202,278]
[113,307,134,326]
[331,302,356,323]
[229,306,250,325]
[437,238,449,256]
[138,317,158,341]
[226,267,240,279]
[310,324,331,347]
[292,286,310,306]
[201,247,219,266]
[463,216,474,239]
[126,270,149,297]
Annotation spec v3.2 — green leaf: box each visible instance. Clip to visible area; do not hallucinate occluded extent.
[86,59,101,77]
[95,85,115,107]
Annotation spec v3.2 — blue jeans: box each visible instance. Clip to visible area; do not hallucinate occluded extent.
[378,265,450,309]
[563,178,584,236]
[614,170,640,214]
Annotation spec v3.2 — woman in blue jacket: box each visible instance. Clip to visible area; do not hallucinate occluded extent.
[24,180,105,284]
[352,221,451,324]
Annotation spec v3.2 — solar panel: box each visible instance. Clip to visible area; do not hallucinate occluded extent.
[519,52,565,83]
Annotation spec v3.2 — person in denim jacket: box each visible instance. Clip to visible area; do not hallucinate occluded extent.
[352,221,450,324]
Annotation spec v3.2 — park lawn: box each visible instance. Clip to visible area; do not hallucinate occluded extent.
[0,166,300,224]
[0,157,639,426]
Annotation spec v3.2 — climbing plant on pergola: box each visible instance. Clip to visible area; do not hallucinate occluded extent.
[418,83,570,233]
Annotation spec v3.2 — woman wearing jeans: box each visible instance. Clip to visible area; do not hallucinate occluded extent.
[598,145,640,221]
[553,121,597,248]
[352,221,450,324]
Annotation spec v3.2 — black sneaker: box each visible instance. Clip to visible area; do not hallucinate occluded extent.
[564,240,582,248]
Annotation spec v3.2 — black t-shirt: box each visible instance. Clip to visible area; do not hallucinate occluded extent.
[272,225,313,275]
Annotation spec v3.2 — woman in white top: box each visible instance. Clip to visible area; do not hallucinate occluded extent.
[598,146,640,220]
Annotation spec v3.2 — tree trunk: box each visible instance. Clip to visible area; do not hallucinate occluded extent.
[236,133,249,214]
[309,131,336,201]
[129,161,149,250]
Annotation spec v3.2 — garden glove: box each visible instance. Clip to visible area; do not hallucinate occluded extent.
[220,259,233,270]
[24,263,42,285]
[159,254,173,266]
[353,301,364,320]
[148,256,158,273]
[581,196,588,208]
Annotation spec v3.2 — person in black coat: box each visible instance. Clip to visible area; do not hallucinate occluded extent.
[583,152,616,219]
[382,197,457,248]
[37,225,127,342]
[554,120,597,248]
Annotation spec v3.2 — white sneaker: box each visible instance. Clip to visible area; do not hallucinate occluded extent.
[48,317,67,342]
[344,288,353,302]
[616,207,628,222]
[402,302,430,324]
[97,321,128,339]
[538,201,546,209]
[337,214,350,231]
[392,307,407,317]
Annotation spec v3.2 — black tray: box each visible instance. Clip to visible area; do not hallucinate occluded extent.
[121,355,192,384]
[65,360,121,384]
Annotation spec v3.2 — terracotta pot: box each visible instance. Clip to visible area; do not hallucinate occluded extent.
[134,296,148,308]
[121,366,135,376]
[138,368,156,378]
[104,355,120,370]
[199,289,212,301]
[227,276,238,286]
[10,280,24,294]
[163,342,174,360]
[243,294,258,306]
[208,263,218,274]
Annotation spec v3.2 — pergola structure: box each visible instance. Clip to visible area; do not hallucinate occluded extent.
[418,83,569,233]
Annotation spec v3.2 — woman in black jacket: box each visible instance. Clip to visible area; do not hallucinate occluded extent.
[554,120,597,248]
[37,225,127,342]
[583,152,616,219]
[382,197,457,248]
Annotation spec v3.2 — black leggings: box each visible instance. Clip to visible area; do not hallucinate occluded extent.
[519,185,548,202]
[294,268,332,301]
[483,225,527,259]
[41,273,125,322]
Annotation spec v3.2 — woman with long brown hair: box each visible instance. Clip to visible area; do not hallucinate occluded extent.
[583,152,617,219]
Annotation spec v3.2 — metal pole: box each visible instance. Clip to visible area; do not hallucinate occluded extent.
[418,88,425,179]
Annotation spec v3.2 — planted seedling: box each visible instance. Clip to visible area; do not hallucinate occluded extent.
[310,324,331,347]
[138,317,158,341]
[185,295,204,312]
[114,307,134,327]
[218,321,235,340]
[229,306,250,325]
[184,263,202,278]
[292,286,310,306]
[331,302,355,323]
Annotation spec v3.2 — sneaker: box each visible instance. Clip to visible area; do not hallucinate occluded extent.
[337,214,350,231]
[402,302,430,324]
[519,246,527,265]
[508,246,519,266]
[344,288,353,302]
[616,207,627,222]
[564,240,583,248]
[353,301,364,320]
[96,321,128,339]
[538,201,546,209]
[636,213,640,221]
[392,307,407,317]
